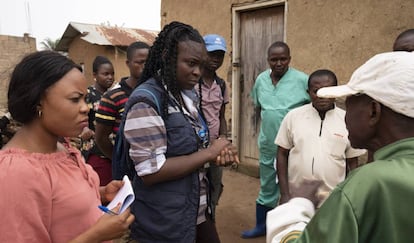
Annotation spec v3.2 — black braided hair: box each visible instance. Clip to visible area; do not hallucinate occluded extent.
[197,79,207,121]
[198,79,203,107]
[139,21,205,117]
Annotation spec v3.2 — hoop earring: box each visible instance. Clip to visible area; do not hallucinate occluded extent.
[38,110,42,117]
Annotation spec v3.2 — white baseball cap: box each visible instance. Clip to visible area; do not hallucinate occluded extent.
[317,51,414,118]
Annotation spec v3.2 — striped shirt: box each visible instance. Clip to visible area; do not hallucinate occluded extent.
[95,78,133,133]
[124,102,167,176]
[124,90,208,225]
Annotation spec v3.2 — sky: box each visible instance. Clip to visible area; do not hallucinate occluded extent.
[0,0,161,49]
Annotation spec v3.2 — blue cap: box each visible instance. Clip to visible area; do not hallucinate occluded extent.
[203,34,227,52]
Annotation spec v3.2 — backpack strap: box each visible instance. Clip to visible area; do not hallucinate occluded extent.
[214,75,226,98]
[135,88,161,114]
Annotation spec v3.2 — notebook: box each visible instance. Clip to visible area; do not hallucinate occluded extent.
[106,175,135,214]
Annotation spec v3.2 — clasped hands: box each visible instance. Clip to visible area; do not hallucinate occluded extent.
[210,137,240,166]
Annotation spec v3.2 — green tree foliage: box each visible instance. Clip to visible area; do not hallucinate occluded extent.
[40,37,60,51]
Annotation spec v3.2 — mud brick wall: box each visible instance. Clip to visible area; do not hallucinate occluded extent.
[0,33,36,111]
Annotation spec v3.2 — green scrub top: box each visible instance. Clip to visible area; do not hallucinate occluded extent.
[251,67,309,157]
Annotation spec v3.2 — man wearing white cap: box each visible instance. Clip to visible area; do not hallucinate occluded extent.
[266,51,414,243]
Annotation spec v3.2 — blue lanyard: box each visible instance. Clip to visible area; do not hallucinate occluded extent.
[197,112,209,148]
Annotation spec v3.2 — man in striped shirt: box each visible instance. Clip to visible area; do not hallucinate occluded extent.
[95,42,150,160]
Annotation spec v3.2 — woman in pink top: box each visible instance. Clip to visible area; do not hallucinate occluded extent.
[0,51,134,243]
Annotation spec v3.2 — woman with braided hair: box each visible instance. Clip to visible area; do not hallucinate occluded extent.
[123,21,239,242]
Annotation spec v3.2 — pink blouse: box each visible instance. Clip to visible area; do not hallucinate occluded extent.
[0,144,103,242]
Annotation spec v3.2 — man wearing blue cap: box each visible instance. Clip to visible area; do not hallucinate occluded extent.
[196,34,229,220]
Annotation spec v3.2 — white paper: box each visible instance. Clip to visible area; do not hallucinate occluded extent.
[106,175,135,214]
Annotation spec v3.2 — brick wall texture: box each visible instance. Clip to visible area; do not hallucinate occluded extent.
[0,34,36,111]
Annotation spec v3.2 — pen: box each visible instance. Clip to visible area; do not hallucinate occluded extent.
[98,205,119,215]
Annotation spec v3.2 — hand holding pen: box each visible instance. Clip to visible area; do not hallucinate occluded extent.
[94,204,134,239]
[69,204,134,242]
[99,205,119,215]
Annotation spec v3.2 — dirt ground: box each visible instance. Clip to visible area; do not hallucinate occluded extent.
[215,168,266,243]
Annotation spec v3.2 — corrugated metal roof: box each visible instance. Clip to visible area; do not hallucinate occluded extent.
[56,22,158,51]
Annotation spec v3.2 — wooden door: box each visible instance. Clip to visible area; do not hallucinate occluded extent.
[236,5,285,165]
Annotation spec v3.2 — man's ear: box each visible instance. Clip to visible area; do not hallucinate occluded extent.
[92,72,97,81]
[368,100,382,126]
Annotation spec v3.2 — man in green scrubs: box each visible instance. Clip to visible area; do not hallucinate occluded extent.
[267,51,414,243]
[242,41,309,238]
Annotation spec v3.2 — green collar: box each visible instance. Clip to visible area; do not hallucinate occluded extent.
[374,137,414,161]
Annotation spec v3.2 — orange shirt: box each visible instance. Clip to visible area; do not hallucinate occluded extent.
[0,145,103,242]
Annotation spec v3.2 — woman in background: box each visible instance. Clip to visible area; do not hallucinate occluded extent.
[81,55,114,186]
